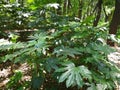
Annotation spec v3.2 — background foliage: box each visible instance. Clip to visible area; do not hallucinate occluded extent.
[0,0,120,90]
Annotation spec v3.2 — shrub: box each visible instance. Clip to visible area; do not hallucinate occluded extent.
[0,7,120,90]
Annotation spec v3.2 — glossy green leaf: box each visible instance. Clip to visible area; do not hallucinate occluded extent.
[57,61,91,88]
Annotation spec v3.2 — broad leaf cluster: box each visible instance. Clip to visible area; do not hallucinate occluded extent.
[0,2,120,90]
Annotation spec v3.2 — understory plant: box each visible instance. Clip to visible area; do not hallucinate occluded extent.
[0,5,120,90]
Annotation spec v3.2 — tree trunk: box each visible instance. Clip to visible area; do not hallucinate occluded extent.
[63,0,71,15]
[78,0,83,19]
[107,0,120,46]
[93,0,102,27]
[103,6,108,22]
[63,0,67,14]
[18,0,24,6]
[57,0,62,15]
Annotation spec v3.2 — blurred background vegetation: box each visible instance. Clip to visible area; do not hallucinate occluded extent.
[0,0,120,90]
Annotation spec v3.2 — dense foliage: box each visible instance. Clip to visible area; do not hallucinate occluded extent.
[0,0,120,90]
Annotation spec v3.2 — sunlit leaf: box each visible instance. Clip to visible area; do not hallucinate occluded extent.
[57,61,92,88]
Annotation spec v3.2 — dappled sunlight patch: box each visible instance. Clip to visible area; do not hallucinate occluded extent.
[0,63,31,89]
[108,52,120,67]
[0,39,12,46]
[0,78,9,88]
[0,67,11,78]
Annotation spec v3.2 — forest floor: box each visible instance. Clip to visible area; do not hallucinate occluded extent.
[0,63,31,89]
[107,47,120,90]
[0,47,120,89]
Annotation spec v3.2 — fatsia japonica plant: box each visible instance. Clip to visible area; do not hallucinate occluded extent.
[0,4,120,90]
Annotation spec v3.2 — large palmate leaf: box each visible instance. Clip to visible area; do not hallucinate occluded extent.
[45,57,59,72]
[91,43,115,54]
[28,33,47,48]
[87,83,107,90]
[54,46,81,58]
[31,76,44,90]
[56,61,92,88]
[0,42,26,51]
